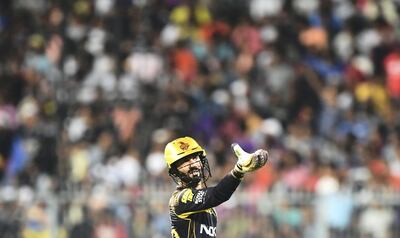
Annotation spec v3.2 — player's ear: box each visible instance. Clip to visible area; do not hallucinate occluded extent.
[169,166,179,176]
[200,153,206,159]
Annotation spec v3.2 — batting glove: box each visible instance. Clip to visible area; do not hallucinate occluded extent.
[231,143,268,177]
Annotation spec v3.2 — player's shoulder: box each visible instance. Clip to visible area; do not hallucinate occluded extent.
[169,188,195,207]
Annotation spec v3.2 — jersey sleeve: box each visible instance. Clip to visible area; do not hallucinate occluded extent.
[173,174,241,218]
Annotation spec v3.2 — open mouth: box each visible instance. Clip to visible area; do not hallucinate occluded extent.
[189,169,201,177]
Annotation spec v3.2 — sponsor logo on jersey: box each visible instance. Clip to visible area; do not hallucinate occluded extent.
[194,190,206,204]
[200,224,216,237]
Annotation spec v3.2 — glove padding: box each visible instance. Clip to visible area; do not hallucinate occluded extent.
[232,143,268,174]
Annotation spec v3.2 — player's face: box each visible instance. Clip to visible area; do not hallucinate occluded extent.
[177,154,202,179]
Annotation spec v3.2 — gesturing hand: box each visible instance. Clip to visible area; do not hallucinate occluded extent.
[231,143,269,174]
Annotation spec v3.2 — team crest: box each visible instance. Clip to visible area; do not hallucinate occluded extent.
[179,141,189,150]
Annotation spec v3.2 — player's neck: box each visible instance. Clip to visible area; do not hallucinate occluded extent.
[195,182,205,189]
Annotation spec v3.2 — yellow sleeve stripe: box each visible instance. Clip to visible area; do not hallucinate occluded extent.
[176,208,213,219]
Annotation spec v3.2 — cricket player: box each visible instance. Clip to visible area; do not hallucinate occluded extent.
[165,136,268,237]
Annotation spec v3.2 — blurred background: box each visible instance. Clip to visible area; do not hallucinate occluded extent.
[1,0,400,237]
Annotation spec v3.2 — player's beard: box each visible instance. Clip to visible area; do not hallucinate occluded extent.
[170,157,211,188]
[182,168,202,187]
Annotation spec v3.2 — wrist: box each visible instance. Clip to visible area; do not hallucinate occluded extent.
[231,167,244,180]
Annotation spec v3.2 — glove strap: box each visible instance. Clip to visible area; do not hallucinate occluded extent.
[231,168,244,180]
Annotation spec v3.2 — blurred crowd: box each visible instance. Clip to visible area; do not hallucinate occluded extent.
[1,0,400,237]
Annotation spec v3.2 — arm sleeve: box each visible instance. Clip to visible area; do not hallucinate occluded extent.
[174,174,241,216]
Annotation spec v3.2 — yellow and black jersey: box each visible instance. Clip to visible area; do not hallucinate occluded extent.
[169,174,241,237]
